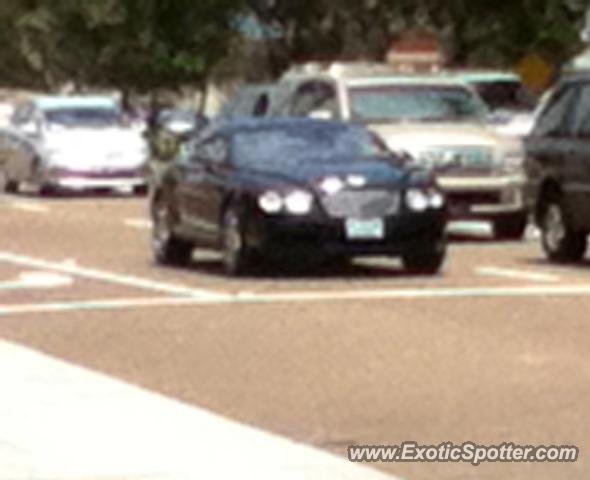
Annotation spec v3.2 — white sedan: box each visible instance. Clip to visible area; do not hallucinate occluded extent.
[1,95,148,195]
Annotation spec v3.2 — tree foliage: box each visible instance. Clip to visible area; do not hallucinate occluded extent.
[0,0,243,93]
[0,0,587,92]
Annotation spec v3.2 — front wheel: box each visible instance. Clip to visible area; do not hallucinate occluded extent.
[540,198,587,263]
[151,195,193,266]
[0,170,18,194]
[221,207,253,276]
[401,241,447,275]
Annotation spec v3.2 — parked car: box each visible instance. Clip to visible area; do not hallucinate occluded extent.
[230,62,528,239]
[525,71,590,262]
[7,95,149,194]
[454,70,537,137]
[149,118,448,276]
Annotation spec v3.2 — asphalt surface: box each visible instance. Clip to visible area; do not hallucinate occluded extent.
[0,193,589,480]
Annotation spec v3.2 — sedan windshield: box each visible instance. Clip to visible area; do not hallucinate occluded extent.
[348,84,488,123]
[232,126,387,168]
[45,108,121,128]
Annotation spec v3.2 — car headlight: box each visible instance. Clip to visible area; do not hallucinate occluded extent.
[258,191,283,214]
[284,190,313,215]
[428,189,445,209]
[406,189,430,212]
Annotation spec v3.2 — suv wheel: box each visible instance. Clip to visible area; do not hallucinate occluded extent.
[401,240,447,275]
[493,214,528,240]
[151,195,193,266]
[540,198,587,263]
[221,207,252,276]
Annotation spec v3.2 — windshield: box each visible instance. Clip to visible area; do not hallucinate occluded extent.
[472,80,536,111]
[45,107,122,128]
[348,84,488,123]
[232,126,387,168]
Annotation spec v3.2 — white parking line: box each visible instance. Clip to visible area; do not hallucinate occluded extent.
[0,271,74,291]
[475,266,560,283]
[0,250,227,299]
[236,284,590,303]
[8,201,49,213]
[5,284,590,316]
[124,218,151,230]
[0,296,206,316]
[0,340,399,480]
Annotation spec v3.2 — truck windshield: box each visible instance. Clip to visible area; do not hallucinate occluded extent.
[348,84,488,124]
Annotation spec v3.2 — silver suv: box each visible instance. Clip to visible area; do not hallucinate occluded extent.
[226,62,528,239]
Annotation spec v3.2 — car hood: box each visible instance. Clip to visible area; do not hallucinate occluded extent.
[43,127,148,168]
[368,122,514,153]
[45,127,146,150]
[238,156,410,191]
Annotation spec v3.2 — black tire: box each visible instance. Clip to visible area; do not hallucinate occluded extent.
[133,184,148,196]
[39,183,58,197]
[402,241,447,275]
[540,197,587,263]
[221,206,253,276]
[5,179,18,194]
[151,194,193,266]
[0,170,18,194]
[493,214,528,240]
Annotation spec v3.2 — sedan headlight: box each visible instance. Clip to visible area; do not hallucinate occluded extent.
[258,191,283,213]
[258,189,314,215]
[284,190,313,215]
[428,189,445,209]
[406,189,430,212]
[406,188,445,211]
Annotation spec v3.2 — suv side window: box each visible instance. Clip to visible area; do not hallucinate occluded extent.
[290,81,338,118]
[533,85,578,138]
[569,84,590,138]
[252,93,270,117]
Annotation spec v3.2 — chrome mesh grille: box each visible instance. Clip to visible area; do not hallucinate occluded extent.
[320,190,400,218]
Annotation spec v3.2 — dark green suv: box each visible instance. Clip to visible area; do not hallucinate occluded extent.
[525,73,590,262]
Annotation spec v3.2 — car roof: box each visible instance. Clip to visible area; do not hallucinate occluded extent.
[33,95,119,110]
[451,70,521,83]
[557,70,590,85]
[343,75,470,88]
[281,62,469,88]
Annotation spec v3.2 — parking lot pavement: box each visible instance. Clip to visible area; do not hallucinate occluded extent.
[0,195,589,480]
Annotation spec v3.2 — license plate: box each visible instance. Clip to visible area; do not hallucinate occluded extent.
[345,218,385,240]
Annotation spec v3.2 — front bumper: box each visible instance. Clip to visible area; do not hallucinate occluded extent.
[245,210,447,257]
[436,174,526,219]
[42,168,147,191]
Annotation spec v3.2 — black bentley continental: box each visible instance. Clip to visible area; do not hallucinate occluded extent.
[149,118,448,275]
